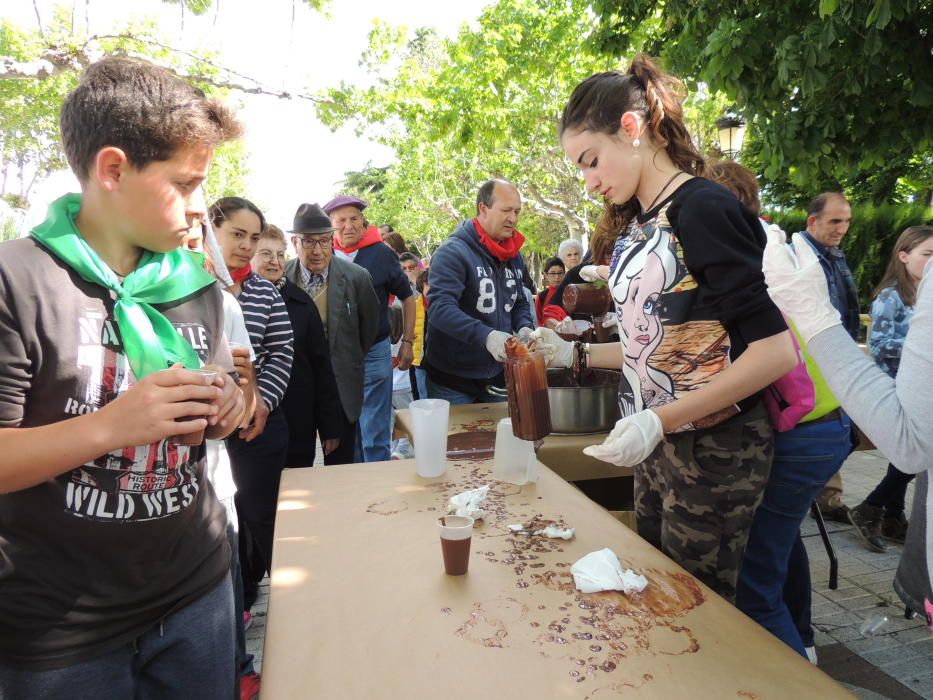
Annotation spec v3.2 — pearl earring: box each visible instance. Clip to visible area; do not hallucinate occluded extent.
[633,138,640,147]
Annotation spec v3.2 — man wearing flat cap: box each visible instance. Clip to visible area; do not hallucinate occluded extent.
[284,203,380,465]
[324,194,415,463]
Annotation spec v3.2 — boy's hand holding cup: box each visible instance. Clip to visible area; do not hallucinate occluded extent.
[102,365,220,448]
[172,367,221,446]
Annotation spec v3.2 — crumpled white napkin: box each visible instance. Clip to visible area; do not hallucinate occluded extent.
[533,525,575,540]
[571,548,648,595]
[447,485,490,520]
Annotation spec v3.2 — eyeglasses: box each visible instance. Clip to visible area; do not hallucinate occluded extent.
[546,271,564,277]
[257,250,286,262]
[295,237,333,251]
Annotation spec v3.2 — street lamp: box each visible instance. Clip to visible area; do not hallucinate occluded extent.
[716,111,746,159]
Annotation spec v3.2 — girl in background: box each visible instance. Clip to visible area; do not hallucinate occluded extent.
[535,256,565,326]
[849,226,933,551]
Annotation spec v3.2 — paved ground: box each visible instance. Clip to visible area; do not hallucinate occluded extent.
[247,448,932,697]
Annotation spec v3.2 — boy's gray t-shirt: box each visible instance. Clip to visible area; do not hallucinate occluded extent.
[0,237,231,670]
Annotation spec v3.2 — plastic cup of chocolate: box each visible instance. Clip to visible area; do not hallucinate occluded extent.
[438,515,474,575]
[171,368,218,446]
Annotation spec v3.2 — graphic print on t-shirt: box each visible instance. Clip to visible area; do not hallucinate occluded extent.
[474,265,519,315]
[63,307,211,522]
[608,209,737,430]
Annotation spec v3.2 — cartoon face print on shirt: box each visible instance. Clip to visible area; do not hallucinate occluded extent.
[609,223,682,410]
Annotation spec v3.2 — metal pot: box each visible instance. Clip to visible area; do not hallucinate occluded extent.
[547,368,621,434]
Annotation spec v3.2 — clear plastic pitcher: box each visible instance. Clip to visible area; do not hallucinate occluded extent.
[493,418,538,485]
[410,399,450,478]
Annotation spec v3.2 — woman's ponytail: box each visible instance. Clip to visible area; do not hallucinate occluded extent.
[627,55,704,176]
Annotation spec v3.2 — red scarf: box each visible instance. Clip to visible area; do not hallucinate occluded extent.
[473,218,525,262]
[333,225,383,255]
[230,262,252,284]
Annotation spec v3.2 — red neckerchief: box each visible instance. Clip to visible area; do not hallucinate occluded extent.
[333,225,383,255]
[230,263,252,284]
[472,218,524,262]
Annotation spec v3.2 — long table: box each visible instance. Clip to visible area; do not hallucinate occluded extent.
[395,402,633,482]
[261,457,852,699]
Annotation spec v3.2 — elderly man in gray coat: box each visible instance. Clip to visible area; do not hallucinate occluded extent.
[284,202,380,465]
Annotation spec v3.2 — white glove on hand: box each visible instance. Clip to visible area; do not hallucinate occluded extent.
[583,410,663,467]
[516,327,534,340]
[485,330,512,362]
[599,312,618,329]
[579,265,603,282]
[553,316,577,335]
[762,230,841,343]
[529,327,574,368]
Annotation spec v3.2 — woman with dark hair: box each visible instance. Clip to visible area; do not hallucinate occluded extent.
[535,257,565,326]
[210,197,294,619]
[534,55,797,603]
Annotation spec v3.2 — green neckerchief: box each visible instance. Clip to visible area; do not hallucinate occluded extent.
[30,193,217,379]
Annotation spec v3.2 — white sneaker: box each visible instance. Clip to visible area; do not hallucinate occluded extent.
[805,646,818,665]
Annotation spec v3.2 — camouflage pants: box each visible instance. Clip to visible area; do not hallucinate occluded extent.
[634,402,773,603]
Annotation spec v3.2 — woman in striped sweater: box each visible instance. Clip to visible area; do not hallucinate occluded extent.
[210,197,294,615]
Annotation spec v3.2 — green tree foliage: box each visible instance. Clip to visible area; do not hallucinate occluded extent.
[0,10,248,207]
[317,0,616,254]
[318,0,730,257]
[590,0,933,207]
[768,203,933,303]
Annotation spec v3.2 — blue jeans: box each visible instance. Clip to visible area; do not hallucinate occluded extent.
[736,412,851,657]
[425,374,507,405]
[412,367,428,401]
[227,522,255,677]
[0,574,235,699]
[358,337,393,462]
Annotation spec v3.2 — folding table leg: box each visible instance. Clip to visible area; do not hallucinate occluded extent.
[811,502,838,590]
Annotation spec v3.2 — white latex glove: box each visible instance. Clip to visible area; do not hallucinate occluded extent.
[583,410,663,467]
[599,312,618,329]
[579,265,603,282]
[485,330,512,362]
[553,316,577,335]
[516,326,534,340]
[762,229,841,343]
[530,327,574,368]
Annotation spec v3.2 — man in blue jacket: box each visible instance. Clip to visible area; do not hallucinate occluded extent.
[423,180,534,404]
[324,194,414,463]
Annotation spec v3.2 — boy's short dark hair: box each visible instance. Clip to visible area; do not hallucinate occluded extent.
[60,57,243,182]
[416,269,429,294]
[399,252,419,265]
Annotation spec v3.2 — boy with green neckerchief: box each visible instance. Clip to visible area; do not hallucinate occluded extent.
[0,58,246,697]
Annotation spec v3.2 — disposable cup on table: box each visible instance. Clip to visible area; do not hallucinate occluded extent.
[172,368,217,446]
[492,417,537,485]
[438,515,474,575]
[410,398,449,478]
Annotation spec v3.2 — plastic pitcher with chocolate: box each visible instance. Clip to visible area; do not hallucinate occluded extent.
[503,337,551,441]
[563,283,612,316]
